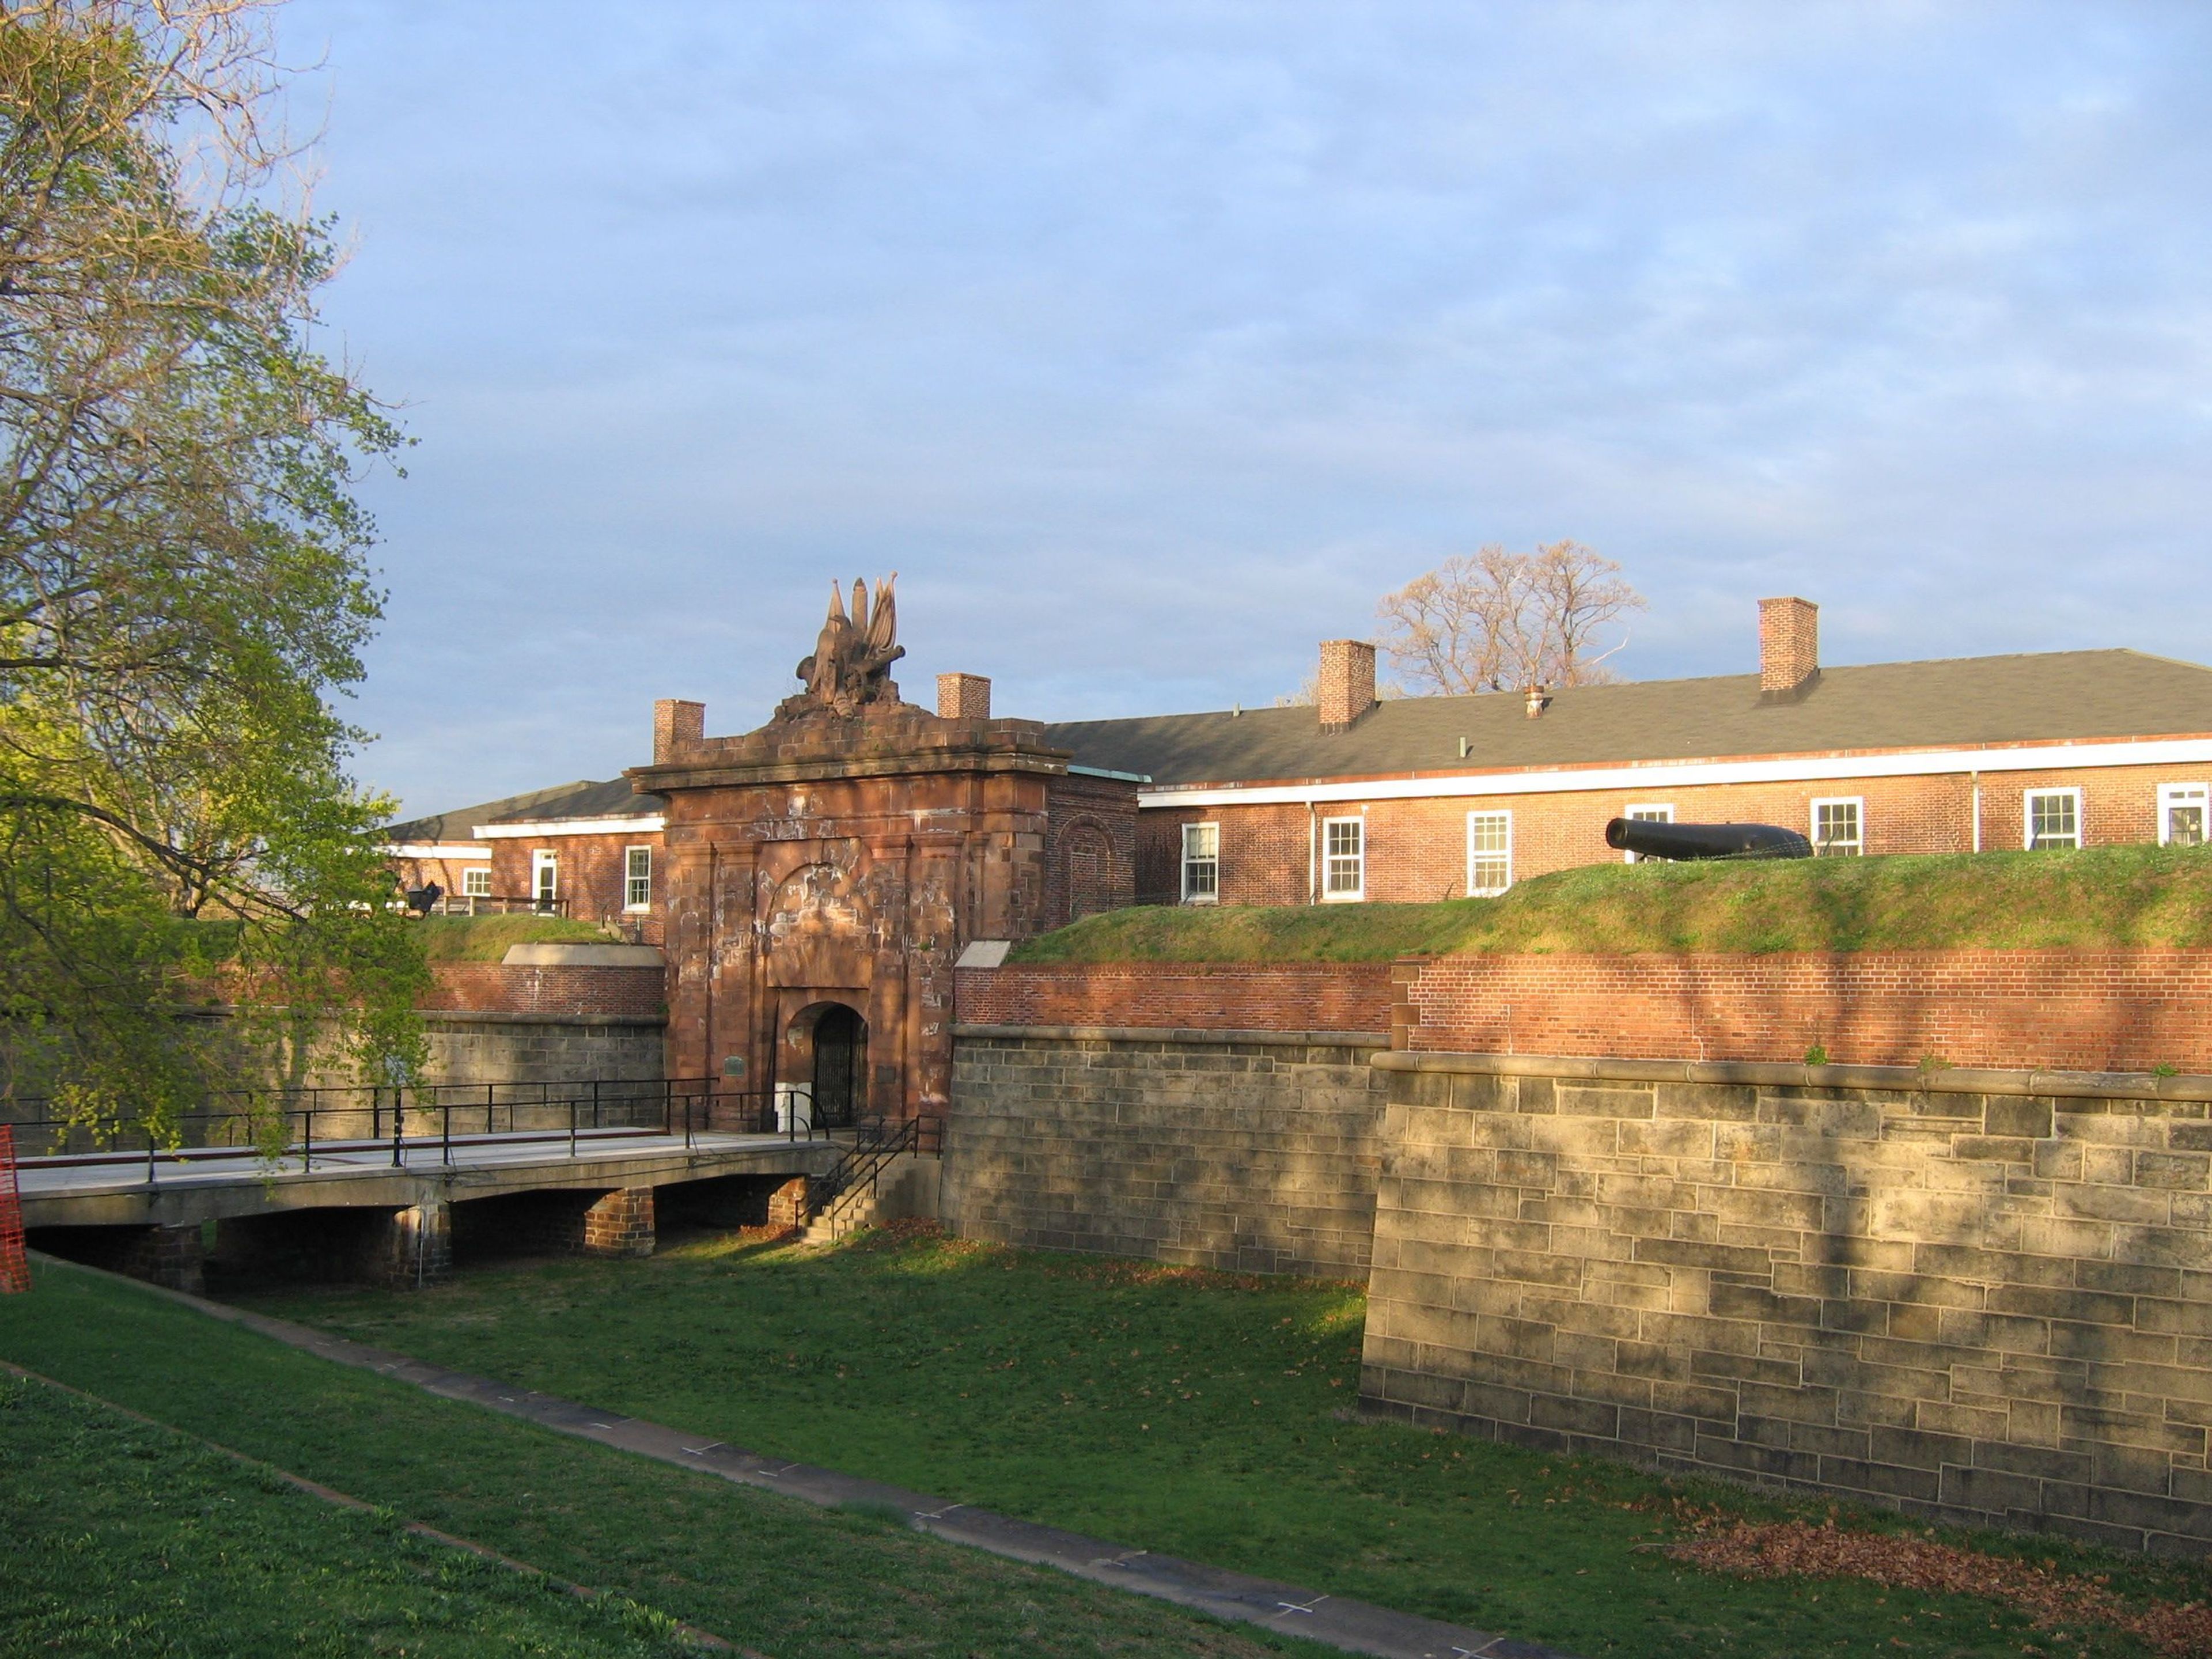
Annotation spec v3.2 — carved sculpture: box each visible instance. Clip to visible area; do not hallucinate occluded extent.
[782,574,905,718]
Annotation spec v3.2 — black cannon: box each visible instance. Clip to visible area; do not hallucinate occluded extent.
[403,881,444,915]
[1604,819,1812,862]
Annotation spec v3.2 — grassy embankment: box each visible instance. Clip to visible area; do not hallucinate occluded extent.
[230,1227,2212,1659]
[0,1373,699,1658]
[1010,845,2212,962]
[0,1258,1336,1658]
[412,913,611,963]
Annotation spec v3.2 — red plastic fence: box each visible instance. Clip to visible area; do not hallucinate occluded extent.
[0,1125,28,1293]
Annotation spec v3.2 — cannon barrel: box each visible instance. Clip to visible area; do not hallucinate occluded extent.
[1604,819,1813,861]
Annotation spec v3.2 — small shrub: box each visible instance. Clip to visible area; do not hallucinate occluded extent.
[1802,1044,1829,1067]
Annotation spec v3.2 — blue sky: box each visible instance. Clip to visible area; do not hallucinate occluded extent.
[279,2,2212,816]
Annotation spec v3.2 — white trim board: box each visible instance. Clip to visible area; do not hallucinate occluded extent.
[473,815,668,839]
[1133,737,2212,811]
[382,842,493,859]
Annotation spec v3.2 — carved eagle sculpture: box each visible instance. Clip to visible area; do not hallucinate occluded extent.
[793,573,904,715]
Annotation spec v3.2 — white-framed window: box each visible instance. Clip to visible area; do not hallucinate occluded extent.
[1180,822,1219,903]
[2024,788,2081,851]
[2158,783,2208,847]
[1810,797,1863,857]
[624,845,653,910]
[1467,810,1513,896]
[1622,802,1673,864]
[461,866,493,898]
[1322,816,1365,900]
[531,849,559,909]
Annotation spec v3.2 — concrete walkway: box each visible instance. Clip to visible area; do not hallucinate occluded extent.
[62,1260,1579,1659]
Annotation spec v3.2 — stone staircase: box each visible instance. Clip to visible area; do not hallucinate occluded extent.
[798,1118,940,1245]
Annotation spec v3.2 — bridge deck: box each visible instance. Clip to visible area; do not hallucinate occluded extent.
[20,1128,840,1230]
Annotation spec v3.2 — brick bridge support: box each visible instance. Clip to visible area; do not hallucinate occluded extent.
[581,1186,656,1258]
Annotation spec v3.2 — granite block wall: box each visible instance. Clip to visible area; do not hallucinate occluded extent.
[945,1026,1388,1278]
[1360,1052,2212,1555]
[416,1012,666,1087]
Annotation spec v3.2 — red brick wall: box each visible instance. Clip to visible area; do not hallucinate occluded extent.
[1139,760,2212,907]
[486,832,665,941]
[1402,948,2212,1073]
[956,962,1393,1034]
[1043,772,1138,928]
[421,963,667,1019]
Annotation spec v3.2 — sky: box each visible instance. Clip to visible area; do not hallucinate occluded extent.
[274,1,2212,817]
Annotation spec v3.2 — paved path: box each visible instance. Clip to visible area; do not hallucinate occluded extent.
[58,1259,1580,1659]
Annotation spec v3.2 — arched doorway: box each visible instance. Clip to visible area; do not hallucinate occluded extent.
[810,1003,868,1128]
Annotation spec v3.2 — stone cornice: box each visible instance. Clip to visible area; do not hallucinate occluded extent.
[1372,1047,2212,1104]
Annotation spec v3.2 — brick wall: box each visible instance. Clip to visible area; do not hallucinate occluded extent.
[945,1028,1388,1277]
[486,831,665,941]
[423,962,666,1020]
[1136,761,2212,907]
[1043,771,1139,928]
[1361,1051,2212,1554]
[956,961,1393,1035]
[1402,949,2212,1074]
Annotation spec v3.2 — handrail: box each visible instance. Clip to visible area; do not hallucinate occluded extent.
[0,1078,802,1174]
[810,1113,925,1223]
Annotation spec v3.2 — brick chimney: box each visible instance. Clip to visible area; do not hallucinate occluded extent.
[653,698,704,763]
[937,672,991,720]
[1758,597,1819,702]
[1318,639,1377,732]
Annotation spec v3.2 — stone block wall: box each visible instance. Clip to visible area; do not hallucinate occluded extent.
[417,1012,666,1088]
[1399,948,2212,1073]
[945,1025,1388,1278]
[1361,1051,2212,1554]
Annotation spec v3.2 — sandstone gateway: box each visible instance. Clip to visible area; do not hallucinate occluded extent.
[628,577,1137,1134]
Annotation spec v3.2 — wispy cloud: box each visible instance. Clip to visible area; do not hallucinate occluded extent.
[283,1,2212,812]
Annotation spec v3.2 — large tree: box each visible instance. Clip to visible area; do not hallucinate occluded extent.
[0,0,422,1134]
[1376,539,1644,696]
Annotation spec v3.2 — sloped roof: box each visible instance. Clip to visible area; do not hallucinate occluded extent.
[1041,650,2212,788]
[384,778,663,843]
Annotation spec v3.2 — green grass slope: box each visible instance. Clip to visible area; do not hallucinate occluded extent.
[1009,845,2212,961]
[0,1374,698,1658]
[0,1259,1330,1658]
[240,1228,2208,1659]
[414,914,612,963]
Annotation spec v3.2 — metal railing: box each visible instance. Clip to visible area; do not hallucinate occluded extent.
[1,1078,819,1180]
[418,894,571,917]
[808,1112,936,1221]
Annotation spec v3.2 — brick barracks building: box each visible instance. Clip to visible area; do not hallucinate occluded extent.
[384,593,2212,1126]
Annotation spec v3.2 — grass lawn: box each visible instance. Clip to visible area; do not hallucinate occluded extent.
[0,1257,1339,1658]
[0,1372,701,1658]
[413,914,612,962]
[240,1226,2212,1658]
[1007,844,2212,961]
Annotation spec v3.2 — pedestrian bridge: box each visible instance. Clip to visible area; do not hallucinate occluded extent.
[12,1081,847,1292]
